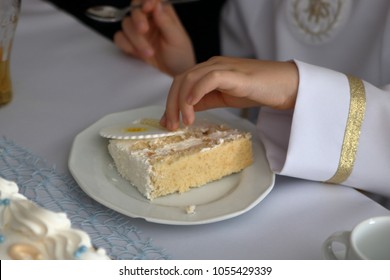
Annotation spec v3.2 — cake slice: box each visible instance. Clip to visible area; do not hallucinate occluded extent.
[108,122,253,200]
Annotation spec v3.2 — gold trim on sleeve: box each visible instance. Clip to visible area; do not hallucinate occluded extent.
[325,75,366,184]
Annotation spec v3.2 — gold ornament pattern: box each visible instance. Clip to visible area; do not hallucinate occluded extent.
[325,76,366,184]
[288,0,351,44]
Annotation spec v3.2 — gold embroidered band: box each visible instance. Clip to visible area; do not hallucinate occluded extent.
[325,75,366,184]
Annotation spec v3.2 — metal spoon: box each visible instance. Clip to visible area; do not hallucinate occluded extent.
[86,0,200,23]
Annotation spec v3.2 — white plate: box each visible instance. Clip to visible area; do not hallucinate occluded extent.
[69,105,275,225]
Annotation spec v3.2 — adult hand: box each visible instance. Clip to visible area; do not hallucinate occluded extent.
[114,0,196,76]
[160,57,299,130]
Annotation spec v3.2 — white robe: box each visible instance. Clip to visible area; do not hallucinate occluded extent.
[220,0,390,197]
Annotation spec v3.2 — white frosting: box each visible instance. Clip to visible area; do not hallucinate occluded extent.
[0,177,110,260]
[108,141,154,199]
[142,137,204,157]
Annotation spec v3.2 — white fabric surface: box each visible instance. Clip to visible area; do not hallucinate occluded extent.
[0,0,389,259]
[221,0,390,197]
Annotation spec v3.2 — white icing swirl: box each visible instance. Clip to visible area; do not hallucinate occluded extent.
[0,177,110,260]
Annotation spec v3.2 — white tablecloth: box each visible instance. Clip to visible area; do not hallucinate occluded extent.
[0,0,389,259]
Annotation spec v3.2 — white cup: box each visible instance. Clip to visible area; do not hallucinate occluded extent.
[322,216,390,260]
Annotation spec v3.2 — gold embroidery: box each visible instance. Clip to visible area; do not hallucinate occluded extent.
[290,0,349,44]
[325,76,366,184]
[305,0,331,23]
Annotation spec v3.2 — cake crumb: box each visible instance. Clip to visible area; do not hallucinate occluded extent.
[185,205,196,214]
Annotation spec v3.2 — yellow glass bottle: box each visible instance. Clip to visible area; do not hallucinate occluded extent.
[0,0,21,106]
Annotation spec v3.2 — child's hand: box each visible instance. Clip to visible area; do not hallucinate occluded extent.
[160,57,299,130]
[114,0,195,76]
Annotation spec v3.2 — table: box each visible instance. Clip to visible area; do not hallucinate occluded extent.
[1,0,389,260]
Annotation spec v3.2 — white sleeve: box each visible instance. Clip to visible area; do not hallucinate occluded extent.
[219,0,275,59]
[258,60,390,197]
[219,0,255,58]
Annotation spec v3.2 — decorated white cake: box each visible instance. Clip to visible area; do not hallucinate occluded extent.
[108,122,253,200]
[0,177,110,260]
